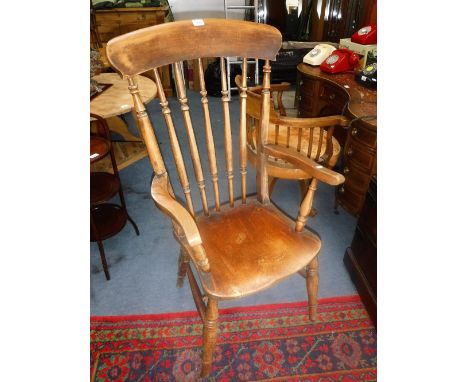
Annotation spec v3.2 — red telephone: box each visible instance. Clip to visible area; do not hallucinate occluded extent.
[351,24,377,45]
[320,49,360,74]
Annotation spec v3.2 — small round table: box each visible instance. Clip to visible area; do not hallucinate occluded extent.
[90,73,157,171]
[91,72,157,120]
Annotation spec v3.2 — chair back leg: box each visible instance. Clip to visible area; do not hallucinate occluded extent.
[176,249,190,288]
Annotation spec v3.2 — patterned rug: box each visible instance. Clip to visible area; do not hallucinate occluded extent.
[91,295,376,381]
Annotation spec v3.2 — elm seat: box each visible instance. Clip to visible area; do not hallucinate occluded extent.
[197,199,321,299]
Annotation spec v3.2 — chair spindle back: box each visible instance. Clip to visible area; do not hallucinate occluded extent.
[106,19,282,217]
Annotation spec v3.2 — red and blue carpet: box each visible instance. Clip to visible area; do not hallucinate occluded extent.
[91,295,376,381]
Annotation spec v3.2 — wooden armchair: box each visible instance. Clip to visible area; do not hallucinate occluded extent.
[106,19,345,378]
[235,75,349,205]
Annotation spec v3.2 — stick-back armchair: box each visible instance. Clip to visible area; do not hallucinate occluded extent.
[106,19,345,378]
[234,75,349,209]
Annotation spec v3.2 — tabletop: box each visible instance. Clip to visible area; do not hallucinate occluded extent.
[297,63,377,127]
[90,73,157,119]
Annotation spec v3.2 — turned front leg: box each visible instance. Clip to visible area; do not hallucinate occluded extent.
[201,298,219,377]
[306,256,319,321]
[295,178,317,232]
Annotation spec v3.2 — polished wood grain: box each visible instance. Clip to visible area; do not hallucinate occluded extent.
[106,19,336,377]
[196,198,321,298]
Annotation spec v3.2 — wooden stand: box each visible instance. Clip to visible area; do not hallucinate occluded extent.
[90,116,139,280]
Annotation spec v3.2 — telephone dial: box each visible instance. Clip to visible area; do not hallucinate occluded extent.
[320,49,360,74]
[303,44,336,66]
[351,24,377,45]
[355,62,377,89]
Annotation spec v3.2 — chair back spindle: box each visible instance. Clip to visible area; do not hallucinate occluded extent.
[219,57,235,207]
[173,61,210,215]
[256,60,271,204]
[197,59,221,211]
[153,68,196,216]
[238,58,248,203]
[127,77,167,176]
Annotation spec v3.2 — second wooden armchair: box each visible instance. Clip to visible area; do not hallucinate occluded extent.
[107,19,345,378]
[235,75,349,208]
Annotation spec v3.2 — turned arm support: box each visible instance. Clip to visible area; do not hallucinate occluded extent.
[263,144,345,186]
[151,173,210,272]
[250,82,291,116]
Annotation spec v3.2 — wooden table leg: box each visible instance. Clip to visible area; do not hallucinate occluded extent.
[106,116,141,141]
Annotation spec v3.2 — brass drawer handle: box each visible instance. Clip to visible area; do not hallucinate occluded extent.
[339,186,345,194]
[329,93,336,100]
[343,167,350,174]
[346,148,353,156]
[351,128,358,136]
[297,95,302,101]
[299,80,304,85]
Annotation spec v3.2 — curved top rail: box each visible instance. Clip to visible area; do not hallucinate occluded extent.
[107,18,282,77]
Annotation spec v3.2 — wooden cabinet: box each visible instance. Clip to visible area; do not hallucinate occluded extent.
[93,7,172,96]
[343,176,377,326]
[94,7,166,43]
[297,64,376,216]
[340,120,376,213]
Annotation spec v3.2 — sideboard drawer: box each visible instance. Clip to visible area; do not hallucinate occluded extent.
[319,82,347,105]
[337,183,366,215]
[348,125,377,149]
[345,140,376,172]
[342,161,373,193]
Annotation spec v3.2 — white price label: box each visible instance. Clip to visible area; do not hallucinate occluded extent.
[192,19,205,27]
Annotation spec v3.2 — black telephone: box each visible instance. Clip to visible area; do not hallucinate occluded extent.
[355,62,377,89]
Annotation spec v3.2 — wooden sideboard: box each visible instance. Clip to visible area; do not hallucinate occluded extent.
[344,176,377,326]
[296,63,377,216]
[93,7,172,96]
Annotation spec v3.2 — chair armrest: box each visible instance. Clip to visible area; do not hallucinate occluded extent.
[151,173,209,271]
[263,144,345,186]
[270,82,291,92]
[247,81,291,94]
[271,114,350,128]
